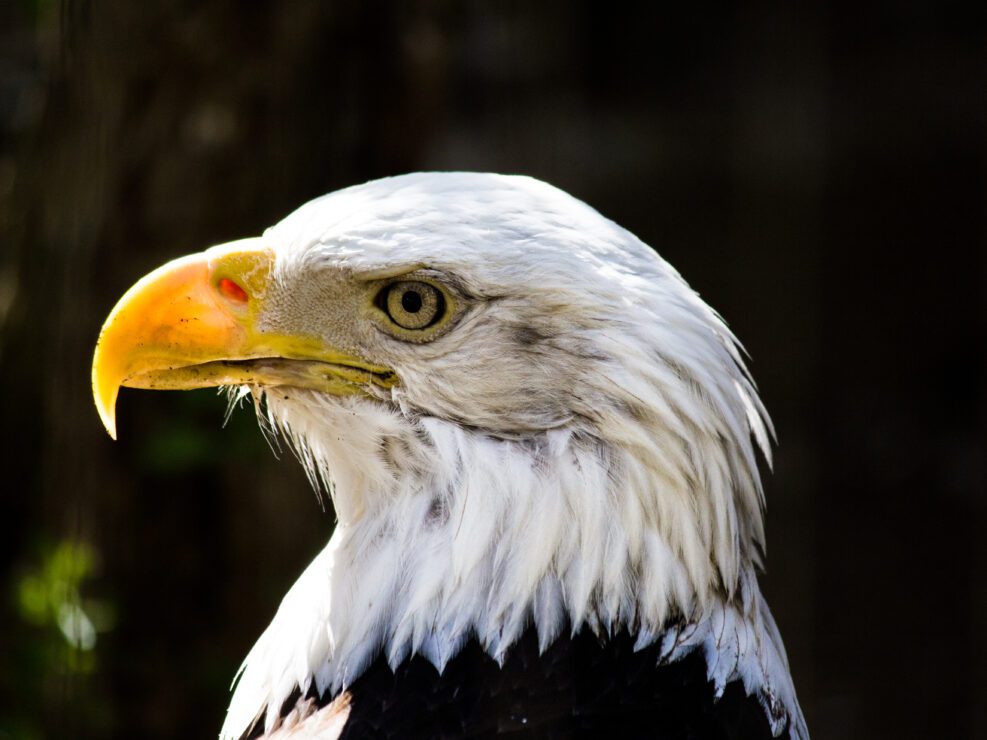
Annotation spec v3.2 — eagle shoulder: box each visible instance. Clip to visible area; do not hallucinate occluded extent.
[247,626,789,740]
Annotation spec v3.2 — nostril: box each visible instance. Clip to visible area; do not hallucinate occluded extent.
[218,277,249,304]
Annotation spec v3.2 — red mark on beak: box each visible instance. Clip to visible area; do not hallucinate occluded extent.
[218,277,249,304]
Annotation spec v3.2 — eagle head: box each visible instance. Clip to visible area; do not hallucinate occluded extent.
[92,173,804,739]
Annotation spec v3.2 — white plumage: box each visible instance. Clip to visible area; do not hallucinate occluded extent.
[203,173,807,739]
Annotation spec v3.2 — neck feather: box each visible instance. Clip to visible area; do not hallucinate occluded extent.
[221,387,783,739]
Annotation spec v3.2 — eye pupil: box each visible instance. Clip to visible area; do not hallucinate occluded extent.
[379,280,446,332]
[401,290,423,313]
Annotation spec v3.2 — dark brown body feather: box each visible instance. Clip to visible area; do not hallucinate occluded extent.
[247,627,788,739]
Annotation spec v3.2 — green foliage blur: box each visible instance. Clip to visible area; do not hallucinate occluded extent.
[4,541,114,738]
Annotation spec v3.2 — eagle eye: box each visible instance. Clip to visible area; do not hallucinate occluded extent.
[377,280,445,331]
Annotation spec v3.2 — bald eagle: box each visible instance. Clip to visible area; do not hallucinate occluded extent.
[92,173,808,739]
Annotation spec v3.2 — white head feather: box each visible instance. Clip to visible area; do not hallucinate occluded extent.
[218,173,806,739]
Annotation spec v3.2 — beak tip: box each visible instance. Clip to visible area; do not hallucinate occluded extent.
[93,371,120,440]
[97,403,119,441]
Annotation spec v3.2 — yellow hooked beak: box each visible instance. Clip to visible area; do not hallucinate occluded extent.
[92,238,395,439]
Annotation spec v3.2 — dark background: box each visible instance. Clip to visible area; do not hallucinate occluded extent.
[1,1,984,738]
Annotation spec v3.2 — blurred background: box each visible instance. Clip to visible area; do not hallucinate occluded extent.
[0,1,984,738]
